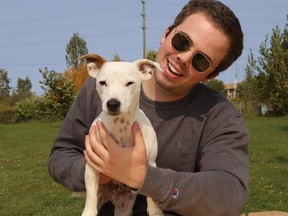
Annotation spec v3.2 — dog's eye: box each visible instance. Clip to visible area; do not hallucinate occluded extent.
[99,81,107,86]
[126,81,135,87]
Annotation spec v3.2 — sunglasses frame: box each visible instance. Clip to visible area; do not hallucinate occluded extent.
[171,30,213,73]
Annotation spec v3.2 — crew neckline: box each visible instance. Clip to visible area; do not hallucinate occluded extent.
[140,83,200,109]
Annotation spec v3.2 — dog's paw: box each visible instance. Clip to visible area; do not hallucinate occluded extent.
[148,209,164,216]
[81,209,97,216]
[149,214,164,216]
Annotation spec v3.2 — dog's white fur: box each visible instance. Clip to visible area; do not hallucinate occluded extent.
[79,54,163,216]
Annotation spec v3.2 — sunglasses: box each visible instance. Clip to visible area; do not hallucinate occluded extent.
[171,31,213,73]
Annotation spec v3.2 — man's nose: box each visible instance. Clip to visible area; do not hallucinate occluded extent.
[176,49,194,66]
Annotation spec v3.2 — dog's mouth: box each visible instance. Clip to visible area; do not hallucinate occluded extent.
[107,111,120,116]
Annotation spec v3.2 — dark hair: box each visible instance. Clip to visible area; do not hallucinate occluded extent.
[168,0,243,77]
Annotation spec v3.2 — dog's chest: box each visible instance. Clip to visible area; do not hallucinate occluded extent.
[107,116,134,147]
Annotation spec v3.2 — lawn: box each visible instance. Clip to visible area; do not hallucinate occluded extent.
[242,116,288,214]
[0,117,287,215]
[0,122,84,216]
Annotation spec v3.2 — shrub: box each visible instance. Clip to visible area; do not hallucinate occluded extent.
[14,96,47,122]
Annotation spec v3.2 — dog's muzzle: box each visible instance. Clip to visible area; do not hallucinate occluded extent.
[107,99,121,115]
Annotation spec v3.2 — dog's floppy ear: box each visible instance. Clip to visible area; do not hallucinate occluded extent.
[78,54,106,78]
[134,59,162,80]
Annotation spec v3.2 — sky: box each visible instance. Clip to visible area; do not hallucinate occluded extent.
[1,0,288,95]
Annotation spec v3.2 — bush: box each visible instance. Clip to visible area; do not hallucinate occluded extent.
[14,96,48,122]
[0,109,16,123]
[0,100,15,123]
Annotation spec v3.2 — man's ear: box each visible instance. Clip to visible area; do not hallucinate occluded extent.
[160,26,174,45]
[164,25,174,38]
[78,54,106,78]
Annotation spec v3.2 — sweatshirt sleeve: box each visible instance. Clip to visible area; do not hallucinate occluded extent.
[138,104,249,216]
[48,78,99,192]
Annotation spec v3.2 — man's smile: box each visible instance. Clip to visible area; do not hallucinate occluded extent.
[167,61,183,77]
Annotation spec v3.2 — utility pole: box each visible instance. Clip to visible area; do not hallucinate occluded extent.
[141,0,147,58]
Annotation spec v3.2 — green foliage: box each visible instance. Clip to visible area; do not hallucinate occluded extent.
[13,96,47,122]
[65,32,88,68]
[237,50,258,101]
[39,67,76,119]
[243,19,288,116]
[112,53,121,61]
[146,49,157,61]
[205,79,225,96]
[0,99,15,123]
[12,67,76,122]
[15,76,32,98]
[257,24,288,115]
[0,68,11,99]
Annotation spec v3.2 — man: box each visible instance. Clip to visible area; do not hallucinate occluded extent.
[48,0,249,215]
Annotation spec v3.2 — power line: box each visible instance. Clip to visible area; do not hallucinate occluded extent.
[0,1,139,26]
[0,15,139,39]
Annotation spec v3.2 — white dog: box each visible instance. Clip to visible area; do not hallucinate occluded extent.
[79,54,163,216]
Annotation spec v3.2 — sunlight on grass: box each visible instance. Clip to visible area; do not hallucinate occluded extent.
[243,117,288,213]
[0,122,84,215]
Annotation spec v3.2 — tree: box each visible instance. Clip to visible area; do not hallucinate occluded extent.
[112,53,121,61]
[243,19,288,115]
[65,32,88,68]
[205,79,225,96]
[236,49,258,110]
[0,68,11,99]
[256,23,288,115]
[63,64,89,94]
[146,49,157,61]
[16,76,32,98]
[40,67,76,119]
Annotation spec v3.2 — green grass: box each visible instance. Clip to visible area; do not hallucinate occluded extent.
[242,116,288,214]
[0,122,85,216]
[0,117,287,215]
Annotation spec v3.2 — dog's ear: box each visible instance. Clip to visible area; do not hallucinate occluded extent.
[78,54,106,78]
[134,59,162,80]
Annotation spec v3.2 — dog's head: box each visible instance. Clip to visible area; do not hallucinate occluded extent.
[79,54,162,115]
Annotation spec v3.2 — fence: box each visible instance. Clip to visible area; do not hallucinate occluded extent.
[231,101,260,116]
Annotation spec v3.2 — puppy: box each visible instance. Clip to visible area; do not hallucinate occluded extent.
[79,54,163,216]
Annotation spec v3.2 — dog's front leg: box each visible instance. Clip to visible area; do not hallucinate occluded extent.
[147,197,164,216]
[81,164,99,216]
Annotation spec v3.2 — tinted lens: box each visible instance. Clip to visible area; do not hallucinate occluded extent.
[192,53,211,72]
[171,32,191,52]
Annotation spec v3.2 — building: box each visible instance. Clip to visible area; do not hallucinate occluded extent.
[224,83,237,99]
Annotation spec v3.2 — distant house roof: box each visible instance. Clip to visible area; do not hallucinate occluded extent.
[224,83,236,90]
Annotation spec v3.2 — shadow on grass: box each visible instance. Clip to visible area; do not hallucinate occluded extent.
[275,155,288,164]
[278,125,288,132]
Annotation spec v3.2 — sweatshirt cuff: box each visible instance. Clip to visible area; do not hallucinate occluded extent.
[137,165,174,203]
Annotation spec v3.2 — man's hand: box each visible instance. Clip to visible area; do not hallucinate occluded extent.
[84,121,147,189]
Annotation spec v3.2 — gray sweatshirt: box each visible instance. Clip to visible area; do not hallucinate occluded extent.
[48,77,249,216]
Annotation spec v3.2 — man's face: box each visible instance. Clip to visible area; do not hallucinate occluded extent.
[155,12,230,96]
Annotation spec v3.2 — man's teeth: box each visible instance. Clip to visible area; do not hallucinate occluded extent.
[168,62,181,75]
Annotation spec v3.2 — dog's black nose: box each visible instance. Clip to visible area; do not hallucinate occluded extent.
[107,99,120,113]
